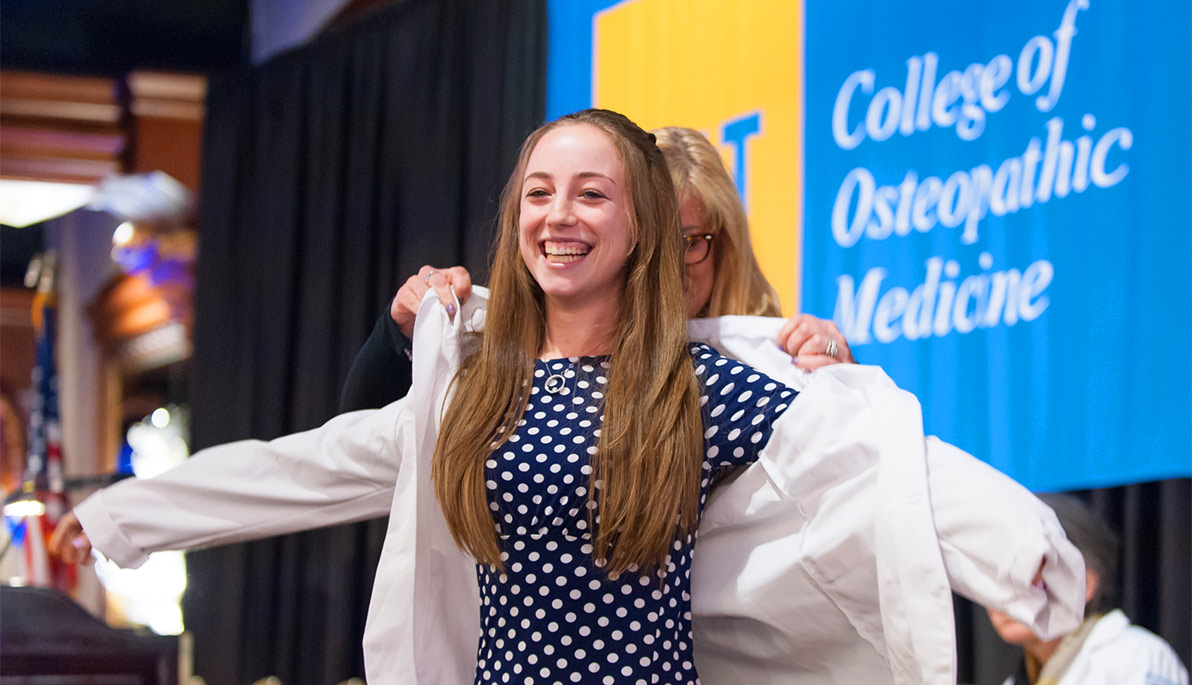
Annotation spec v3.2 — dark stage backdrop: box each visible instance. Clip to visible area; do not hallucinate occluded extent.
[188,0,545,682]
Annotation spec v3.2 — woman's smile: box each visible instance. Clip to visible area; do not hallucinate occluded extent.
[541,239,593,264]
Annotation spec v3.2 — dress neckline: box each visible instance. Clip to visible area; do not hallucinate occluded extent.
[535,354,609,364]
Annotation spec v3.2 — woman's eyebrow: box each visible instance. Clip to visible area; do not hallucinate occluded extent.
[577,171,616,185]
[523,170,616,185]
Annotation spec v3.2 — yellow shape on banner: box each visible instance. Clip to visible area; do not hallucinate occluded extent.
[593,0,804,314]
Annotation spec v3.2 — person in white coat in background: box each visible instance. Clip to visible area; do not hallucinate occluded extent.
[52,109,1085,685]
[988,493,1188,685]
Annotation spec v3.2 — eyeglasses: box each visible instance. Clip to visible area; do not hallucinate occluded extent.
[683,233,715,265]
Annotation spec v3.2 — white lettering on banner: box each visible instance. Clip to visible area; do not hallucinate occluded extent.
[830,115,1133,248]
[831,0,1091,149]
[823,0,1111,346]
[832,51,1006,148]
[1030,0,1089,112]
[835,254,1054,345]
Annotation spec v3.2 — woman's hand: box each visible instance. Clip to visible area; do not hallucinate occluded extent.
[391,265,473,338]
[48,511,93,565]
[777,314,856,370]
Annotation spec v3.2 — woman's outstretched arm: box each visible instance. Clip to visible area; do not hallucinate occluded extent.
[52,400,406,569]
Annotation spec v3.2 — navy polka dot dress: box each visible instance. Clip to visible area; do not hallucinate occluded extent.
[476,342,795,684]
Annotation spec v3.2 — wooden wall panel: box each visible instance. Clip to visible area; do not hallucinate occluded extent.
[0,71,127,185]
[0,69,206,191]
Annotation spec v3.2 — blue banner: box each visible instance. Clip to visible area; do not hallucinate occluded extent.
[546,0,1191,490]
[802,0,1191,490]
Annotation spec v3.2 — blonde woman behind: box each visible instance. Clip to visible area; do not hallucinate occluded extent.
[653,125,781,321]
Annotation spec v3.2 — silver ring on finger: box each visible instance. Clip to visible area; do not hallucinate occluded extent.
[825,338,839,358]
[424,270,436,285]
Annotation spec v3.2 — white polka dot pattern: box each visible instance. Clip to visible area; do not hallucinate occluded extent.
[475,342,795,684]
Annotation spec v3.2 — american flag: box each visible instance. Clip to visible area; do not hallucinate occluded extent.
[21,280,75,592]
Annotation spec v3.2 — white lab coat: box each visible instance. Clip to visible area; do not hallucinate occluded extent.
[1001,610,1189,685]
[76,289,1085,685]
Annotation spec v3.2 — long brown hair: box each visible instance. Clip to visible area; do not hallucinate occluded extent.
[432,110,703,576]
[653,126,781,317]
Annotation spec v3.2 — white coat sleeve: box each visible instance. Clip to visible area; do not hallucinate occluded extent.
[924,436,1085,641]
[690,316,1087,647]
[74,400,405,569]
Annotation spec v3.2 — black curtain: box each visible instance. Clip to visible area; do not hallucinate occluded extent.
[188,1,545,682]
[955,478,1191,684]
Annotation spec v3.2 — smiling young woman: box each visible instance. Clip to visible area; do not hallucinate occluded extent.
[425,110,806,683]
[432,109,706,578]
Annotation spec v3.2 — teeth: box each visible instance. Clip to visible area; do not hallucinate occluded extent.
[544,244,590,256]
[543,242,590,263]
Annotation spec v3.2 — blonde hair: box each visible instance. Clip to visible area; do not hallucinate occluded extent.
[653,126,781,317]
[432,110,703,577]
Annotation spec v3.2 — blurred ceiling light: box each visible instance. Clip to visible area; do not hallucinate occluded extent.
[89,171,190,222]
[113,221,136,247]
[0,179,94,228]
[150,407,170,428]
[128,405,190,479]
